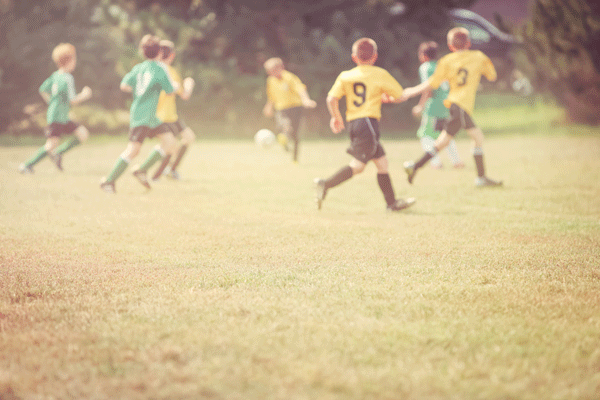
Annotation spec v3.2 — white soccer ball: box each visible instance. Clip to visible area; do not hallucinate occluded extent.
[254,128,276,148]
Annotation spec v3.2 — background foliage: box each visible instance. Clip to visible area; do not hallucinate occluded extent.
[1,0,599,136]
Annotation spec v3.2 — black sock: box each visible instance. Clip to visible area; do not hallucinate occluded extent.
[377,173,396,206]
[474,153,485,177]
[325,166,353,189]
[152,154,171,180]
[170,145,188,172]
[414,150,436,170]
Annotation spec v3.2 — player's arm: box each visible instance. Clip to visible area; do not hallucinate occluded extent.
[326,94,344,134]
[412,89,431,117]
[398,80,432,102]
[483,56,497,82]
[179,77,194,101]
[299,87,316,109]
[71,87,92,105]
[39,90,51,104]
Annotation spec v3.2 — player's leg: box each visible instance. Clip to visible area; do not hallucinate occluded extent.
[101,127,146,191]
[373,155,415,212]
[168,126,195,177]
[420,136,442,168]
[19,126,60,173]
[446,139,464,168]
[51,124,89,171]
[404,106,461,184]
[274,111,290,151]
[288,108,302,163]
[465,125,502,187]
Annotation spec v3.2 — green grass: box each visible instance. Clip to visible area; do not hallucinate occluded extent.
[1,127,600,399]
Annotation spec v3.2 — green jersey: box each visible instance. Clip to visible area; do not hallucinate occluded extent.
[419,61,449,119]
[39,71,77,124]
[121,60,174,128]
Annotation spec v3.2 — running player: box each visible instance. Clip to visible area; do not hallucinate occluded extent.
[100,35,177,193]
[19,43,91,174]
[396,27,502,187]
[412,41,463,170]
[314,38,415,212]
[263,57,316,163]
[151,40,196,181]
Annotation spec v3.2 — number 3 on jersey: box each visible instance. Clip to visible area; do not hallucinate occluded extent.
[457,68,469,87]
[353,82,366,107]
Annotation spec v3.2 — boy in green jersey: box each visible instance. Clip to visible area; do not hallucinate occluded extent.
[19,43,92,174]
[100,35,178,193]
[412,41,463,169]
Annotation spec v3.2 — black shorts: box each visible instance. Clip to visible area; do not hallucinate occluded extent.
[275,107,302,138]
[445,104,476,136]
[128,124,171,143]
[163,120,187,136]
[44,121,79,138]
[346,117,385,164]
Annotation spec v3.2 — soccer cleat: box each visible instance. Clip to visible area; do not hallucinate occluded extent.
[49,153,63,171]
[387,197,416,212]
[403,161,417,184]
[475,176,503,188]
[132,168,151,189]
[18,164,34,174]
[100,179,116,193]
[314,178,327,210]
[166,170,180,180]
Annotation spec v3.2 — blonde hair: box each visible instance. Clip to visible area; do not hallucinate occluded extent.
[52,43,76,68]
[352,38,377,62]
[447,27,470,50]
[263,57,283,72]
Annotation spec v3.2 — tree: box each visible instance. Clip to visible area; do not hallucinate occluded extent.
[522,0,600,124]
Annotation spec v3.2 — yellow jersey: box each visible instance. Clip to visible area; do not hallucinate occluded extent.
[428,50,496,115]
[266,70,306,111]
[328,65,403,122]
[156,65,182,123]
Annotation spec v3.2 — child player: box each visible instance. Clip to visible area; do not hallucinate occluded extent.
[412,41,463,170]
[262,57,316,163]
[314,38,415,212]
[151,40,195,181]
[100,35,177,193]
[19,43,92,173]
[397,27,502,187]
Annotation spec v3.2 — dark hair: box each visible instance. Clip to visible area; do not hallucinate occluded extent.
[140,34,160,59]
[159,40,175,60]
[418,41,438,60]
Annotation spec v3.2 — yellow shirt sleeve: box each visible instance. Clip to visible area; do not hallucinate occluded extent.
[428,59,449,90]
[482,55,497,82]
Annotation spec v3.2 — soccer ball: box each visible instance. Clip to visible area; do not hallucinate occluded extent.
[254,128,276,148]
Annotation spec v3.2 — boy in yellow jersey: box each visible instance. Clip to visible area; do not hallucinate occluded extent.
[314,38,415,212]
[150,40,196,181]
[396,27,502,187]
[263,57,316,162]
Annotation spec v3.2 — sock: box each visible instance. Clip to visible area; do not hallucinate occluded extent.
[473,147,485,177]
[325,166,353,190]
[377,173,396,206]
[138,148,164,172]
[152,154,171,180]
[55,137,81,155]
[170,145,187,172]
[24,147,48,167]
[105,156,129,183]
[414,149,436,170]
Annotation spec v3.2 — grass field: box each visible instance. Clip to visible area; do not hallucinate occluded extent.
[1,124,600,399]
